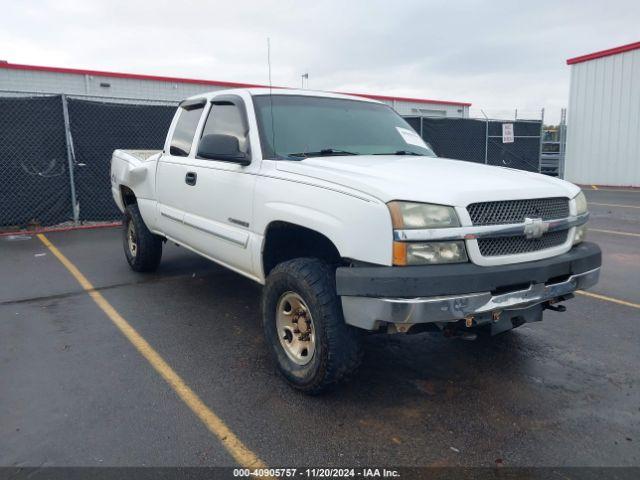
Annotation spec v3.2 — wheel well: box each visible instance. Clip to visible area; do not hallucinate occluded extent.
[120,186,137,206]
[262,222,343,276]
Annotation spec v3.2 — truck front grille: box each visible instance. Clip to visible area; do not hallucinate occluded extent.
[478,230,568,257]
[468,197,569,226]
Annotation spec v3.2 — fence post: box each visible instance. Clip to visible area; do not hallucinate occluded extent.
[537,107,545,173]
[481,109,489,164]
[61,94,79,224]
[558,108,567,179]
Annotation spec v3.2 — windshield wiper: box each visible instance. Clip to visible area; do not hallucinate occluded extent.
[287,148,359,158]
[373,150,423,156]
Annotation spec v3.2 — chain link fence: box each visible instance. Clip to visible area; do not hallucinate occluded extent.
[1,90,546,232]
[0,91,176,231]
[404,116,543,172]
[0,93,70,229]
[66,96,176,221]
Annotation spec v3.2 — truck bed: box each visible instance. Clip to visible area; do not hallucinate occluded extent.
[110,149,162,214]
[117,150,162,162]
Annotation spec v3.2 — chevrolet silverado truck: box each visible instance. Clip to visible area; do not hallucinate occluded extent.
[111,89,601,394]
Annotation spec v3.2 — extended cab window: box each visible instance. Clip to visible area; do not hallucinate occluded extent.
[201,101,249,154]
[169,105,204,156]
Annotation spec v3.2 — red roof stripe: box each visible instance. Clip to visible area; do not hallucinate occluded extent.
[0,61,471,107]
[566,41,640,65]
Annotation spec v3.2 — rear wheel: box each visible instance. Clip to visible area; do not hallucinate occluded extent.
[123,204,163,272]
[262,258,363,394]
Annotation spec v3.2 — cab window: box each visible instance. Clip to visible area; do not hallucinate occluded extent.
[201,101,249,155]
[169,106,204,156]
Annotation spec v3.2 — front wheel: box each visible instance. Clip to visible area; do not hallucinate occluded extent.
[262,258,363,394]
[122,204,163,272]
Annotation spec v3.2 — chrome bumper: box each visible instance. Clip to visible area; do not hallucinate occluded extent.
[340,267,600,331]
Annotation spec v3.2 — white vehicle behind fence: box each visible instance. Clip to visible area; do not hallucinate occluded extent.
[111,88,601,394]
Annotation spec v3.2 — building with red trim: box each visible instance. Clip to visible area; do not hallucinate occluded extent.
[0,61,471,118]
[564,41,640,186]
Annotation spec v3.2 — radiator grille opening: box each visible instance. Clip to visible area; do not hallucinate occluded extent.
[468,198,569,226]
[478,230,568,257]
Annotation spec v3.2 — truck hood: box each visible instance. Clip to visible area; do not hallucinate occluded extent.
[275,155,580,206]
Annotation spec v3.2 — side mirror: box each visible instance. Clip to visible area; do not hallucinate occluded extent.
[197,134,250,165]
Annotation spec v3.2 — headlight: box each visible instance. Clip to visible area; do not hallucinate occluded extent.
[572,192,588,245]
[574,191,588,215]
[573,224,588,245]
[393,241,468,265]
[388,201,460,229]
[388,202,466,265]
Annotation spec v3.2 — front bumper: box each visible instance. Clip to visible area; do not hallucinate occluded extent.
[337,242,601,331]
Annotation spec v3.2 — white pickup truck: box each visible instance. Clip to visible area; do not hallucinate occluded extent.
[111,89,601,394]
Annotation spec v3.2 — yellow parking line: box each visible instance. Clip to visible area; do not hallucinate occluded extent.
[590,228,640,238]
[590,202,640,209]
[577,290,640,310]
[37,233,266,469]
[585,187,640,193]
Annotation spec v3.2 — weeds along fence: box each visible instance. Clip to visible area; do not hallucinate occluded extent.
[0,91,177,231]
[0,90,543,232]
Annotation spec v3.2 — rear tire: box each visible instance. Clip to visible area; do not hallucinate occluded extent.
[123,204,163,272]
[262,258,363,394]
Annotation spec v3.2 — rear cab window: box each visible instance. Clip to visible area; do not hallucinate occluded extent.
[169,101,205,157]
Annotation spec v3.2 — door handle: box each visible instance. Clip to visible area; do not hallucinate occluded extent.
[185,171,197,186]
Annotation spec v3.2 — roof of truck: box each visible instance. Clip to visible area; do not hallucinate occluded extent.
[185,87,382,104]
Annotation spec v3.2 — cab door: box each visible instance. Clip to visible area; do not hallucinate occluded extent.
[178,94,257,275]
[156,99,206,242]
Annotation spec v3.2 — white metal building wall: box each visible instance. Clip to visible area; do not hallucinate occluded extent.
[381,98,468,118]
[0,68,229,101]
[0,65,469,118]
[565,47,640,187]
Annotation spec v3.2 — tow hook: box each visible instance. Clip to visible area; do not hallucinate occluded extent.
[544,301,567,312]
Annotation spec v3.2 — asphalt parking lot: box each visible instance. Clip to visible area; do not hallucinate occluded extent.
[1,187,639,469]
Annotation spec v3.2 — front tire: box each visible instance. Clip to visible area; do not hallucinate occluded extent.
[123,204,163,272]
[262,258,363,394]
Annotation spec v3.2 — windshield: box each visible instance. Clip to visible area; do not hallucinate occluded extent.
[252,95,437,159]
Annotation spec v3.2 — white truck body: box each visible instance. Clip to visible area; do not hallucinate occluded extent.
[111,88,600,391]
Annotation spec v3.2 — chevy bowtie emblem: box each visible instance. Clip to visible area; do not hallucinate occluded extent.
[523,217,549,239]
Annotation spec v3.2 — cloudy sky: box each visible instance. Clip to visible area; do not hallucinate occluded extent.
[2,0,639,122]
